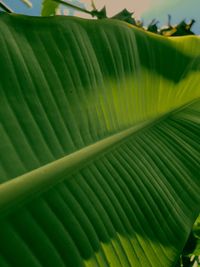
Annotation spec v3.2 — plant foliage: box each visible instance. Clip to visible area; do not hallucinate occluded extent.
[41,0,197,36]
[0,12,200,267]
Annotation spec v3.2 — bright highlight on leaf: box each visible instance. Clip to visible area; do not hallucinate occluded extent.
[0,13,200,267]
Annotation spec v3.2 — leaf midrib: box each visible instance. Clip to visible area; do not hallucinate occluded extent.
[0,97,199,218]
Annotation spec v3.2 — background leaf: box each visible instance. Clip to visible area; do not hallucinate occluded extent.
[41,0,59,16]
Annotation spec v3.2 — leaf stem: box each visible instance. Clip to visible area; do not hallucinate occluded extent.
[52,0,92,15]
[0,1,13,13]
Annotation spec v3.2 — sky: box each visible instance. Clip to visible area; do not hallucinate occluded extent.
[1,0,200,34]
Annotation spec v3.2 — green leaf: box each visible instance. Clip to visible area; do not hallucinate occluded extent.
[91,6,107,19]
[192,215,200,256]
[194,215,200,238]
[111,9,136,25]
[41,0,59,16]
[0,13,200,267]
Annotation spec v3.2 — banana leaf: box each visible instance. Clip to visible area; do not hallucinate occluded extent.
[42,0,59,16]
[0,13,200,267]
